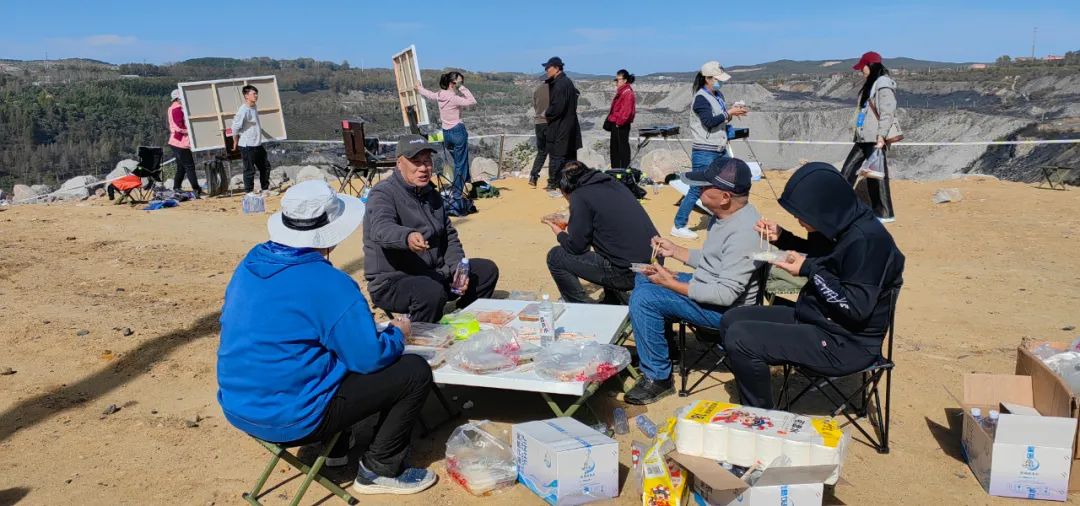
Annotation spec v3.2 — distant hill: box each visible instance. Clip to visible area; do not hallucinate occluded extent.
[643,57,977,80]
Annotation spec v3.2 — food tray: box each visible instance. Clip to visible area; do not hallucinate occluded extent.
[751,250,786,262]
[517,302,566,322]
[476,310,516,326]
[405,322,456,347]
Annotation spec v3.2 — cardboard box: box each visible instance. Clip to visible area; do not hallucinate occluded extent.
[512,417,619,505]
[960,373,1077,501]
[1016,342,1080,491]
[669,451,835,506]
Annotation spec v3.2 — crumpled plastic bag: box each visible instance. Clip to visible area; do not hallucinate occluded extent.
[448,328,534,374]
[445,421,517,496]
[858,148,886,180]
[535,341,631,382]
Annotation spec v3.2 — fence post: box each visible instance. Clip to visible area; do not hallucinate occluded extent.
[497,134,505,179]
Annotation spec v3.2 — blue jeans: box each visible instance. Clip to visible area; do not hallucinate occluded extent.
[443,123,470,193]
[674,150,729,228]
[629,273,728,381]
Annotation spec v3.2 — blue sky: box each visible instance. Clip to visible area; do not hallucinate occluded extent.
[2,0,1077,74]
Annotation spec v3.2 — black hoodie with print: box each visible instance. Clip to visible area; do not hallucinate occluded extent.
[773,163,905,348]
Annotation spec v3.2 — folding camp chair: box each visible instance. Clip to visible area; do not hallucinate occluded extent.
[331,120,395,197]
[108,146,163,204]
[1037,166,1075,191]
[673,262,770,397]
[774,285,901,454]
[242,431,358,506]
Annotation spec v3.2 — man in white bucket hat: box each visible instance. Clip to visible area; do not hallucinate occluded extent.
[218,180,438,495]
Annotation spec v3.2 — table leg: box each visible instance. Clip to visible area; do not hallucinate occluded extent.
[541,380,603,419]
[614,320,640,392]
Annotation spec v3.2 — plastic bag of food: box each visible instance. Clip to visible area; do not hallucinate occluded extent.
[858,148,886,180]
[405,322,456,347]
[445,421,518,496]
[448,328,527,374]
[536,341,632,382]
[476,310,516,326]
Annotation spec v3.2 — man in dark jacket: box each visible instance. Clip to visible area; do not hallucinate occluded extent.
[543,162,658,303]
[542,57,582,190]
[529,81,549,188]
[719,162,904,408]
[364,135,500,322]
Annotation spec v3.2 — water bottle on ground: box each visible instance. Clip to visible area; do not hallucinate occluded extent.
[539,294,556,347]
[450,258,470,295]
[613,407,630,435]
[970,407,982,423]
[634,414,657,439]
[982,409,1000,438]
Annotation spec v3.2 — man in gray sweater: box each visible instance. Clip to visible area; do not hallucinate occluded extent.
[625,158,763,404]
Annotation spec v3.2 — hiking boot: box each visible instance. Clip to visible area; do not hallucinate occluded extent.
[352,460,437,495]
[528,177,538,188]
[624,377,675,405]
[670,226,698,240]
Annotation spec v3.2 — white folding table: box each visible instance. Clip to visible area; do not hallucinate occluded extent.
[431,299,635,418]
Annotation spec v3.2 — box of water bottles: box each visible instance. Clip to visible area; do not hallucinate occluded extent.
[960,373,1077,501]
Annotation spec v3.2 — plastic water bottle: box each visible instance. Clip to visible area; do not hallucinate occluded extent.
[613,407,630,435]
[539,294,556,347]
[360,187,371,204]
[634,414,657,439]
[983,410,1000,438]
[450,258,470,295]
[970,407,982,423]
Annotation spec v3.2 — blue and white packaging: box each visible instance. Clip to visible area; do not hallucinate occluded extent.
[512,417,619,505]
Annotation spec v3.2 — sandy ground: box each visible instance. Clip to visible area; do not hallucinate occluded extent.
[1,172,1079,506]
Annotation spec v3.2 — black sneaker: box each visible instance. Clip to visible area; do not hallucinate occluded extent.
[624,377,675,405]
[528,177,538,188]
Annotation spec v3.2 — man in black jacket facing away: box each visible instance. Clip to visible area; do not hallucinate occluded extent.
[363,135,500,322]
[719,162,904,408]
[542,161,658,304]
[542,57,582,190]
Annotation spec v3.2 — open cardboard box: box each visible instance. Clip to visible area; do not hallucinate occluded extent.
[668,451,836,506]
[1016,341,1080,491]
[960,373,1077,501]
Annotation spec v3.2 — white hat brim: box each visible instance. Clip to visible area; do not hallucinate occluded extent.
[267,193,366,249]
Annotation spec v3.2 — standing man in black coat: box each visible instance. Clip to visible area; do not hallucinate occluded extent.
[542,57,582,190]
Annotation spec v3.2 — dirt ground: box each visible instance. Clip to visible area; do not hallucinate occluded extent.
[1,172,1078,506]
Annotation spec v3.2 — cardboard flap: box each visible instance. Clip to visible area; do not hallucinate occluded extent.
[1015,345,1079,419]
[1000,401,1041,417]
[996,414,1078,448]
[667,452,749,493]
[755,465,838,487]
[963,374,1034,406]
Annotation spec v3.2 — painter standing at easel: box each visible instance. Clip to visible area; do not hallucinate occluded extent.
[417,72,476,194]
[231,85,272,193]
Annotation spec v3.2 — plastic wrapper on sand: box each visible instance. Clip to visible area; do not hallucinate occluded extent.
[535,341,631,382]
[445,421,518,496]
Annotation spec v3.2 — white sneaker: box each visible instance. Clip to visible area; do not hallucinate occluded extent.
[671,226,698,239]
[878,217,896,224]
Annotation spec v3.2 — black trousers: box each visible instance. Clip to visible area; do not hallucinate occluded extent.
[839,142,894,219]
[171,146,201,192]
[240,145,271,193]
[609,124,632,169]
[370,258,500,323]
[547,151,577,189]
[720,305,879,409]
[546,246,635,304]
[279,355,433,477]
[529,123,549,181]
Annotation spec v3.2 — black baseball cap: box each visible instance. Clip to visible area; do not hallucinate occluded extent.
[680,157,753,196]
[542,56,564,69]
[395,135,437,159]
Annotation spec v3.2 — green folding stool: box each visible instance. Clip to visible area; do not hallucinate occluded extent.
[242,431,359,506]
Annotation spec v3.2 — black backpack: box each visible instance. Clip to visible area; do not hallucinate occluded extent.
[441,187,477,217]
[605,168,647,199]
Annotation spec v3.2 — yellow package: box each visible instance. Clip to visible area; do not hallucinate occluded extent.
[642,418,688,506]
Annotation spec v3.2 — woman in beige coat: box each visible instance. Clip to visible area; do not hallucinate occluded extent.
[841,51,902,222]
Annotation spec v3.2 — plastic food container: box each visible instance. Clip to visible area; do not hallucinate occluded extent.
[517,302,566,322]
[405,322,455,348]
[476,310,516,326]
[440,312,481,340]
[404,345,447,367]
[751,250,787,262]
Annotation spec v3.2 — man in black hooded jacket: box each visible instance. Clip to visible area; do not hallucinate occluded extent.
[719,162,904,408]
[542,56,582,190]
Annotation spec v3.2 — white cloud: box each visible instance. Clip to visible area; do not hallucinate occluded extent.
[83,34,137,47]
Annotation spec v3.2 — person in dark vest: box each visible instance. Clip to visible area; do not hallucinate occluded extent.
[528,80,550,188]
[542,56,582,191]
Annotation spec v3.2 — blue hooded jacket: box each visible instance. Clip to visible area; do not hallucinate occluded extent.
[217,242,404,442]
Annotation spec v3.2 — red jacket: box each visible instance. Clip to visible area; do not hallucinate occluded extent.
[607,84,636,127]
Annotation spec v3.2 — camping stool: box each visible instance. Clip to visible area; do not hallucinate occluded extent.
[1037,165,1075,191]
[242,431,358,506]
[775,285,901,454]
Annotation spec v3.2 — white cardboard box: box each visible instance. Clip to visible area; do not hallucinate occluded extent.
[960,374,1077,501]
[512,418,619,505]
[671,451,834,506]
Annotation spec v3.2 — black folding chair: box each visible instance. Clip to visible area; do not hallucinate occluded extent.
[331,120,395,197]
[774,285,901,454]
[673,262,771,397]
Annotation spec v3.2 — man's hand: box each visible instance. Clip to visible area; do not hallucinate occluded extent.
[753,219,782,242]
[392,316,412,338]
[651,236,677,259]
[407,232,429,253]
[771,251,806,276]
[642,264,677,288]
[546,221,564,235]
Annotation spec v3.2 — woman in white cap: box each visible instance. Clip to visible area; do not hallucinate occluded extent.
[167,89,201,197]
[217,180,438,495]
[672,61,748,239]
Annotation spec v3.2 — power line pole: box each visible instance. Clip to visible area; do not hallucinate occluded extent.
[1031,27,1037,59]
